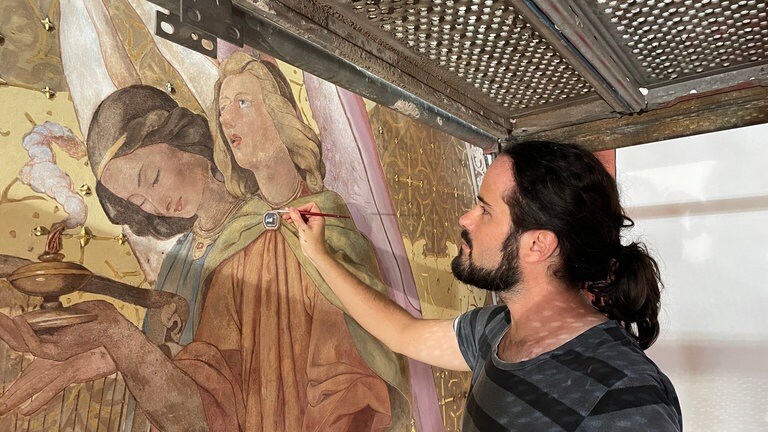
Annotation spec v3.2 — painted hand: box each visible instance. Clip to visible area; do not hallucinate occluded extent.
[2,300,129,362]
[283,202,329,265]
[0,347,116,416]
[0,312,30,353]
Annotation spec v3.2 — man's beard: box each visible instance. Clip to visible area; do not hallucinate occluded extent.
[451,229,521,293]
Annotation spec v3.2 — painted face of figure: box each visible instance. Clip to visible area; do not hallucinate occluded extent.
[219,71,283,172]
[100,143,210,219]
[452,156,522,292]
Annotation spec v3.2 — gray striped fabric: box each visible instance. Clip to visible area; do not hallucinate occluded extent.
[455,305,682,431]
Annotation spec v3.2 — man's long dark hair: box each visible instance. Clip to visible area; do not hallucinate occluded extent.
[503,141,662,349]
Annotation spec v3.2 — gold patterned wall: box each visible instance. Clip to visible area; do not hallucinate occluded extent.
[370,107,473,256]
[0,0,67,91]
[369,105,490,432]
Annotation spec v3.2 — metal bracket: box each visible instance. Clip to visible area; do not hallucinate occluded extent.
[148,0,243,58]
[155,10,218,58]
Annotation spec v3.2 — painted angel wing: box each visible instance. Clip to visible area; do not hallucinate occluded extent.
[60,0,218,135]
[304,73,444,432]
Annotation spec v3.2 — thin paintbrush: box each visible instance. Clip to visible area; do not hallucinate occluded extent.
[273,209,351,219]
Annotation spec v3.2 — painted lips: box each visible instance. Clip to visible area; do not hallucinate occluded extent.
[229,134,242,148]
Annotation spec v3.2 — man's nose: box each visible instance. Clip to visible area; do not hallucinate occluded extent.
[458,209,473,231]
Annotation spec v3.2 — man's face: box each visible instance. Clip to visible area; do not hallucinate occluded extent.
[452,156,522,292]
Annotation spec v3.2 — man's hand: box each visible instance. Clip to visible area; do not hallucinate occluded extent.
[0,347,116,416]
[283,203,469,371]
[284,202,329,266]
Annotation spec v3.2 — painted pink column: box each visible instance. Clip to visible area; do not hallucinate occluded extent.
[305,74,445,432]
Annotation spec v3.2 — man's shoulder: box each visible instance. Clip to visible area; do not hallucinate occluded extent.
[537,322,680,429]
[565,321,671,387]
[461,304,510,335]
[455,305,510,369]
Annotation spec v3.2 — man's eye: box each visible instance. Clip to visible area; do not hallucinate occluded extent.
[481,206,489,215]
[238,99,251,108]
[152,170,160,187]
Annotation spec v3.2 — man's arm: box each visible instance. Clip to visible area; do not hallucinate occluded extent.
[287,205,470,372]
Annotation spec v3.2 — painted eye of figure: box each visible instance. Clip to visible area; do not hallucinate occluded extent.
[238,99,251,108]
[480,205,490,215]
[152,169,160,187]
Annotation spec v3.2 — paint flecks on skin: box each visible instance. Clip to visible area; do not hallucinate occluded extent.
[392,100,420,119]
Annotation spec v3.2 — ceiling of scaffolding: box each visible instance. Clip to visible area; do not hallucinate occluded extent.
[169,0,768,151]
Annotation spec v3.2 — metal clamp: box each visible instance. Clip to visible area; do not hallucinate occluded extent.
[148,0,243,58]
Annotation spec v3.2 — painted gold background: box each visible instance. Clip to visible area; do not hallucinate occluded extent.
[369,106,490,431]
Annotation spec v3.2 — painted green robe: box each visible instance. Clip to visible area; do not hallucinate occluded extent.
[172,190,410,431]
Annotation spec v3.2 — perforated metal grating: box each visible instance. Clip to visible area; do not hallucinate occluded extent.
[234,0,768,148]
[344,0,594,110]
[593,0,768,84]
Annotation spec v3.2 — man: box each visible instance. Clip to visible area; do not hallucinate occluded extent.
[286,141,682,431]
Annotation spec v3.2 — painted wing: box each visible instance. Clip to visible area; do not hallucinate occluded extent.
[305,73,445,432]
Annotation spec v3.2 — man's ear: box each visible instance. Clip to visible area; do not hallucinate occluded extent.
[520,230,559,263]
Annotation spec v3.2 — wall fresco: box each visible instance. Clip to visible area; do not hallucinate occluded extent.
[0,1,486,431]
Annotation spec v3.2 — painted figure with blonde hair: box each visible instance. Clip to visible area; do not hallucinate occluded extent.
[169,52,411,431]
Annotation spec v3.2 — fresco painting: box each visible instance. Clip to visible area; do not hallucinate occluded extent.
[0,1,487,431]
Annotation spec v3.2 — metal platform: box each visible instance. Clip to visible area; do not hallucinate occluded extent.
[169,0,768,150]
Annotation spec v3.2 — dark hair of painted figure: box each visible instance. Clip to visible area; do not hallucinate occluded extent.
[86,85,222,239]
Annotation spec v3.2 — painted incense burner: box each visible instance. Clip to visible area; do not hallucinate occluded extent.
[6,225,96,330]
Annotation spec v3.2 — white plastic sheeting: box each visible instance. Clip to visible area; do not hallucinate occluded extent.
[617,123,768,431]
